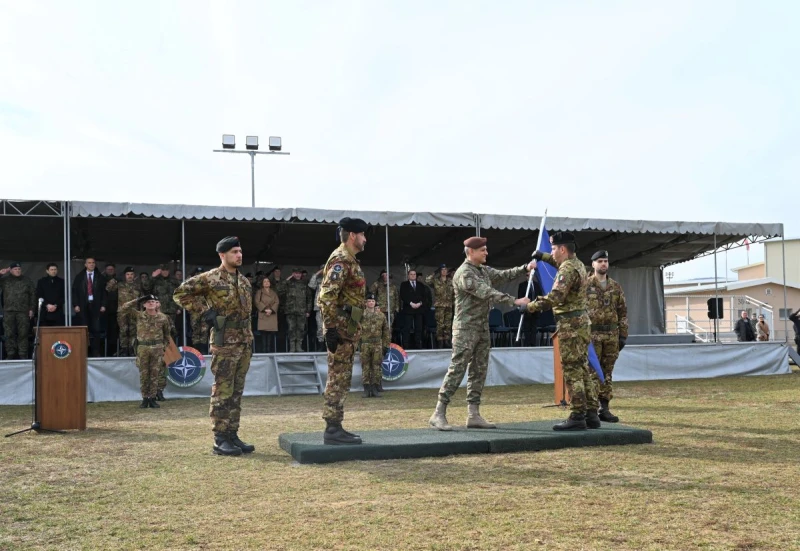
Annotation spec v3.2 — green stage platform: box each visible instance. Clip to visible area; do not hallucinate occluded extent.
[279,421,653,464]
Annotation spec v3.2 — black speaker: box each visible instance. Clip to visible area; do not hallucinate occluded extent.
[707,298,723,319]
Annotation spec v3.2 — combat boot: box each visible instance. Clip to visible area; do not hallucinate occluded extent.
[429,401,453,431]
[466,403,496,429]
[139,398,149,409]
[553,412,587,431]
[363,385,372,398]
[213,434,243,456]
[585,409,601,429]
[599,398,619,423]
[148,397,160,408]
[156,390,165,401]
[229,432,255,453]
[372,384,383,398]
[323,421,362,445]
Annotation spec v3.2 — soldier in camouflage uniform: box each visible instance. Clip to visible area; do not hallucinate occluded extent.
[429,237,534,431]
[318,217,369,445]
[359,293,390,398]
[174,237,255,457]
[425,264,455,348]
[529,232,600,431]
[145,264,179,339]
[587,250,628,423]
[0,263,36,360]
[284,268,312,352]
[370,270,400,321]
[106,267,142,357]
[120,294,171,408]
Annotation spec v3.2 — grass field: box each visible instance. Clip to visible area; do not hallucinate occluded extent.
[2,373,800,551]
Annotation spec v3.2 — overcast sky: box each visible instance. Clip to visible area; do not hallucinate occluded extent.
[1,1,796,279]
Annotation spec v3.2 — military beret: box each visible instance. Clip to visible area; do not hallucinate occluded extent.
[139,294,158,303]
[464,236,487,249]
[9,262,20,269]
[550,232,576,246]
[193,267,204,274]
[339,217,368,233]
[380,269,387,275]
[366,293,376,300]
[591,250,609,261]
[159,263,169,270]
[439,263,447,269]
[292,267,302,273]
[124,266,135,274]
[216,236,240,253]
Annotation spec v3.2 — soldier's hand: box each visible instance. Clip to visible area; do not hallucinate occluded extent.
[100,306,106,313]
[28,310,34,319]
[0,267,8,275]
[532,250,544,261]
[514,297,531,308]
[306,312,310,318]
[527,260,537,272]
[152,269,161,277]
[618,337,626,351]
[325,328,339,353]
[74,306,81,313]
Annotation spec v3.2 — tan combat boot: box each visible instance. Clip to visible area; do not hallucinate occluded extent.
[429,401,453,431]
[467,403,496,429]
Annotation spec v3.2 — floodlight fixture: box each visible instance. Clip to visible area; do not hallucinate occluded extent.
[246,136,259,150]
[222,134,236,149]
[269,136,282,151]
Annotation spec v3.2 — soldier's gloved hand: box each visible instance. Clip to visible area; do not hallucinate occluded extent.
[382,346,390,357]
[202,309,218,326]
[531,250,544,261]
[325,328,340,353]
[618,337,626,351]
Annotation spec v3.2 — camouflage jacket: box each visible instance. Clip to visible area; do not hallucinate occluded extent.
[360,308,390,346]
[271,276,287,306]
[120,299,171,345]
[284,278,313,315]
[528,254,587,315]
[107,279,143,307]
[452,260,525,334]
[173,266,253,345]
[369,281,399,314]
[586,274,628,337]
[146,276,180,315]
[0,274,36,312]
[190,313,210,345]
[425,274,455,309]
[318,243,366,342]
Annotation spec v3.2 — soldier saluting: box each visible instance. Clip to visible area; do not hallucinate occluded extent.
[318,217,369,445]
[173,237,255,457]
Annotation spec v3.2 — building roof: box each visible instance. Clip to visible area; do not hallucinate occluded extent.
[730,262,765,272]
[664,277,800,295]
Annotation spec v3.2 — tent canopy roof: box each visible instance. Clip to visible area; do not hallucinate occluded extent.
[0,199,784,269]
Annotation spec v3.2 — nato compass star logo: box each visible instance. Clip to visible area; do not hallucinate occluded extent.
[166,346,207,388]
[51,341,72,360]
[381,344,409,381]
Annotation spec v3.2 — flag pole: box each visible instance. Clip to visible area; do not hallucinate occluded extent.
[516,209,547,342]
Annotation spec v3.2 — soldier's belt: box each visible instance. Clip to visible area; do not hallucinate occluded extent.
[138,339,165,347]
[554,310,586,322]
[591,323,618,332]
[222,319,251,329]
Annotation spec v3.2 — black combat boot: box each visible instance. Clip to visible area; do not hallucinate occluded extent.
[585,409,601,429]
[553,412,587,431]
[139,398,149,409]
[213,433,243,456]
[323,421,362,445]
[229,432,255,453]
[372,384,383,398]
[599,398,619,423]
[148,397,160,408]
[156,390,165,401]
[363,385,372,398]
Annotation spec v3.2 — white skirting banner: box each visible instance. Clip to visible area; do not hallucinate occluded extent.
[0,342,792,406]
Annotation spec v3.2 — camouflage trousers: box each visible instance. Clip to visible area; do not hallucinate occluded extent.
[287,314,307,350]
[558,316,598,414]
[323,340,356,423]
[360,343,383,385]
[118,310,138,350]
[136,344,164,398]
[209,344,252,434]
[435,307,453,341]
[591,331,620,401]
[438,330,490,405]
[3,311,30,358]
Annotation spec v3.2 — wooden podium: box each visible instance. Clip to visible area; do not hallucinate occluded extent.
[36,326,88,431]
[551,334,570,406]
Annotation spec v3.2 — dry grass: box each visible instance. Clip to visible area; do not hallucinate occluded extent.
[2,373,800,551]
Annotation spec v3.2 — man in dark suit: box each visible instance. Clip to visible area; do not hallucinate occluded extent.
[72,257,107,357]
[36,263,65,327]
[399,269,427,349]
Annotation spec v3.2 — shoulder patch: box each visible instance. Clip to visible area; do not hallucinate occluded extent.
[332,264,344,273]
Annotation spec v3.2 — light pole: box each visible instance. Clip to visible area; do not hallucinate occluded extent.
[213,135,290,207]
